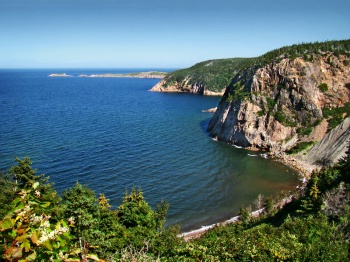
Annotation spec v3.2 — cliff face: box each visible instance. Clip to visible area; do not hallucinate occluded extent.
[208,52,350,170]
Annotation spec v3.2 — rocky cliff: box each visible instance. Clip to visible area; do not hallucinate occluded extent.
[150,79,225,96]
[208,41,350,173]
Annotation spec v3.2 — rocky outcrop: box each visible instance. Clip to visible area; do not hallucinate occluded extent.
[303,117,350,166]
[208,52,350,171]
[150,79,225,96]
[208,99,296,150]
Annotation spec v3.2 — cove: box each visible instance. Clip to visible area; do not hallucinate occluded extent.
[0,69,300,232]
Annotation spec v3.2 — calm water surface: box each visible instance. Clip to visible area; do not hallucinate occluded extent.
[0,69,300,231]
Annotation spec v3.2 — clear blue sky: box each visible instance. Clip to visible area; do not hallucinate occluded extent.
[1,0,349,69]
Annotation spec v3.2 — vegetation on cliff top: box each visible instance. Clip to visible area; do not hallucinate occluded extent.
[163,39,350,93]
[1,151,350,261]
[163,58,254,92]
[223,39,350,100]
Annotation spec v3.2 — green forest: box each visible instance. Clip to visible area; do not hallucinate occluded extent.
[164,39,350,93]
[1,146,350,261]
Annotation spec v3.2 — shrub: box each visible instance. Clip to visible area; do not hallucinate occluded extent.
[257,110,264,117]
[318,83,328,92]
[328,115,344,130]
[266,97,276,112]
[286,141,315,154]
[297,127,313,136]
[274,111,285,123]
[322,103,350,131]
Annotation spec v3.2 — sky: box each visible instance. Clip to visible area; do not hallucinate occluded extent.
[1,0,349,69]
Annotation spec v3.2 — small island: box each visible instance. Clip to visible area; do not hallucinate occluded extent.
[48,73,73,77]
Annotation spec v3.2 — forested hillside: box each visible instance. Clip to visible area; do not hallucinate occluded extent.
[1,150,350,261]
[162,58,253,92]
[153,39,350,94]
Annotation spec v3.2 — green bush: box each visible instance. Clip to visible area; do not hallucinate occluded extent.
[297,127,313,136]
[274,111,285,123]
[318,83,328,92]
[286,141,315,154]
[267,97,276,112]
[322,103,350,131]
[257,110,264,117]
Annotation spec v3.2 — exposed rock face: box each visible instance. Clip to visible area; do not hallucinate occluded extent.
[209,99,296,150]
[303,117,350,166]
[150,79,225,96]
[208,53,350,170]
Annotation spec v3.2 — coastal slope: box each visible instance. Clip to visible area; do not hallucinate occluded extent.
[207,40,350,174]
[150,58,253,95]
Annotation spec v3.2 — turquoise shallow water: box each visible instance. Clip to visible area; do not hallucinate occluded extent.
[0,69,300,231]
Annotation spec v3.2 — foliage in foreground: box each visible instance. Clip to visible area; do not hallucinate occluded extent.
[1,150,350,261]
[0,157,179,261]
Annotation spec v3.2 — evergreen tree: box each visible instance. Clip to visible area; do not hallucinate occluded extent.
[61,182,100,245]
[0,172,15,218]
[9,157,52,196]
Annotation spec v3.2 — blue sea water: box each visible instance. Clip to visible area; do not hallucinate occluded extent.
[0,69,300,231]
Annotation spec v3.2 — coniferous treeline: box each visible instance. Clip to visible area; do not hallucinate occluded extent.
[1,149,350,261]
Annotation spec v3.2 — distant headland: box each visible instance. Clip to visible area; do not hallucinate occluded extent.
[48,71,167,79]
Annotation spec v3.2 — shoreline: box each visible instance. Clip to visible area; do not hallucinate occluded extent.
[180,179,301,241]
[179,208,263,241]
[179,143,309,241]
[271,153,320,179]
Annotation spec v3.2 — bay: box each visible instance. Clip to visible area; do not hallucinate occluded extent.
[0,69,300,232]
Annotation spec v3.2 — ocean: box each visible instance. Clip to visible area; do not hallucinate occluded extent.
[0,69,300,232]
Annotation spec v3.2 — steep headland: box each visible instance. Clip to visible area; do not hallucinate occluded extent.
[208,40,350,175]
[150,58,254,95]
